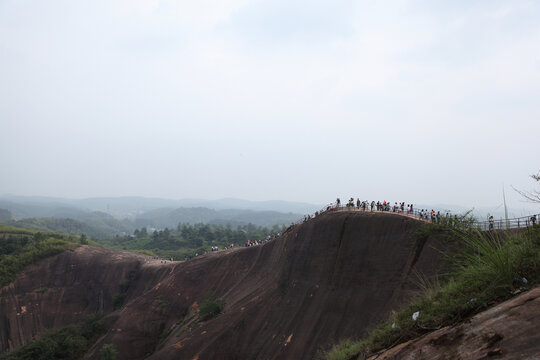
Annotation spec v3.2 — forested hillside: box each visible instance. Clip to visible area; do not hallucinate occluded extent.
[0,225,93,287]
[98,223,284,260]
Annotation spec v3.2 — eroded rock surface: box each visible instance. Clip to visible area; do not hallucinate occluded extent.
[1,212,448,359]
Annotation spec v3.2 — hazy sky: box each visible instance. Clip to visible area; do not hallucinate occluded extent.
[1,0,539,211]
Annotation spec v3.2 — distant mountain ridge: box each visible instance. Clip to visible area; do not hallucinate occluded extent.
[134,207,301,229]
[0,196,305,238]
[0,195,321,217]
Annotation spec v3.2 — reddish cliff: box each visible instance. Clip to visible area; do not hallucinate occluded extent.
[1,211,445,359]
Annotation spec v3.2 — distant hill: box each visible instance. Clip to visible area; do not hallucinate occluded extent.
[0,195,321,217]
[133,207,302,229]
[0,197,304,238]
[4,212,132,239]
[0,209,12,222]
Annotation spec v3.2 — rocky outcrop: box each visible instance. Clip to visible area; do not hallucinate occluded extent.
[0,246,171,352]
[368,286,540,360]
[84,212,446,360]
[1,211,447,359]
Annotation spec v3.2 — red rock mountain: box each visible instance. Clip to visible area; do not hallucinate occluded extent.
[1,211,446,359]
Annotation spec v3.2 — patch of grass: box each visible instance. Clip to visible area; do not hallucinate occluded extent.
[112,294,125,310]
[325,339,365,360]
[176,314,196,337]
[159,324,176,344]
[326,225,540,360]
[152,295,169,313]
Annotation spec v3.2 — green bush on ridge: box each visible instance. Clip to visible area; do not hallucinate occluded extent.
[325,225,540,360]
[198,291,225,322]
[0,229,82,287]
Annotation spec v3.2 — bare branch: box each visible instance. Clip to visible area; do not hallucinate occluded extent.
[512,171,540,203]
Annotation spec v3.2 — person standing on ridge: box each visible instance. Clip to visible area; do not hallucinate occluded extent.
[357,198,361,209]
[489,215,494,230]
[336,198,341,208]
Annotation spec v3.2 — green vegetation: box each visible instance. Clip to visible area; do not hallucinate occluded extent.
[326,224,540,360]
[152,295,169,313]
[198,291,225,322]
[0,313,107,360]
[97,223,283,260]
[159,325,175,344]
[172,291,225,338]
[0,225,89,287]
[4,214,132,240]
[112,270,137,310]
[99,344,118,360]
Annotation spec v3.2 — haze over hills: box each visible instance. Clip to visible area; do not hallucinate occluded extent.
[0,196,310,239]
[0,195,321,217]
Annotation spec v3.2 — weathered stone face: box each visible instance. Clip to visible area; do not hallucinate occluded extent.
[1,212,449,360]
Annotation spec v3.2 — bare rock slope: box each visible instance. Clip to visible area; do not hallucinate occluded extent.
[2,212,446,359]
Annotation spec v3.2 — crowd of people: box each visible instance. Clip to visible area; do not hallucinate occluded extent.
[334,197,467,224]
[144,256,174,264]
[244,233,281,247]
[335,198,419,215]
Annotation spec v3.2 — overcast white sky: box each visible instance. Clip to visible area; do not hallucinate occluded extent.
[1,0,539,211]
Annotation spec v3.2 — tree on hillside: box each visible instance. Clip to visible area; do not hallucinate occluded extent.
[513,171,540,203]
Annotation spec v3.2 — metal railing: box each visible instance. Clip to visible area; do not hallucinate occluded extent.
[298,201,539,231]
[472,214,539,231]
